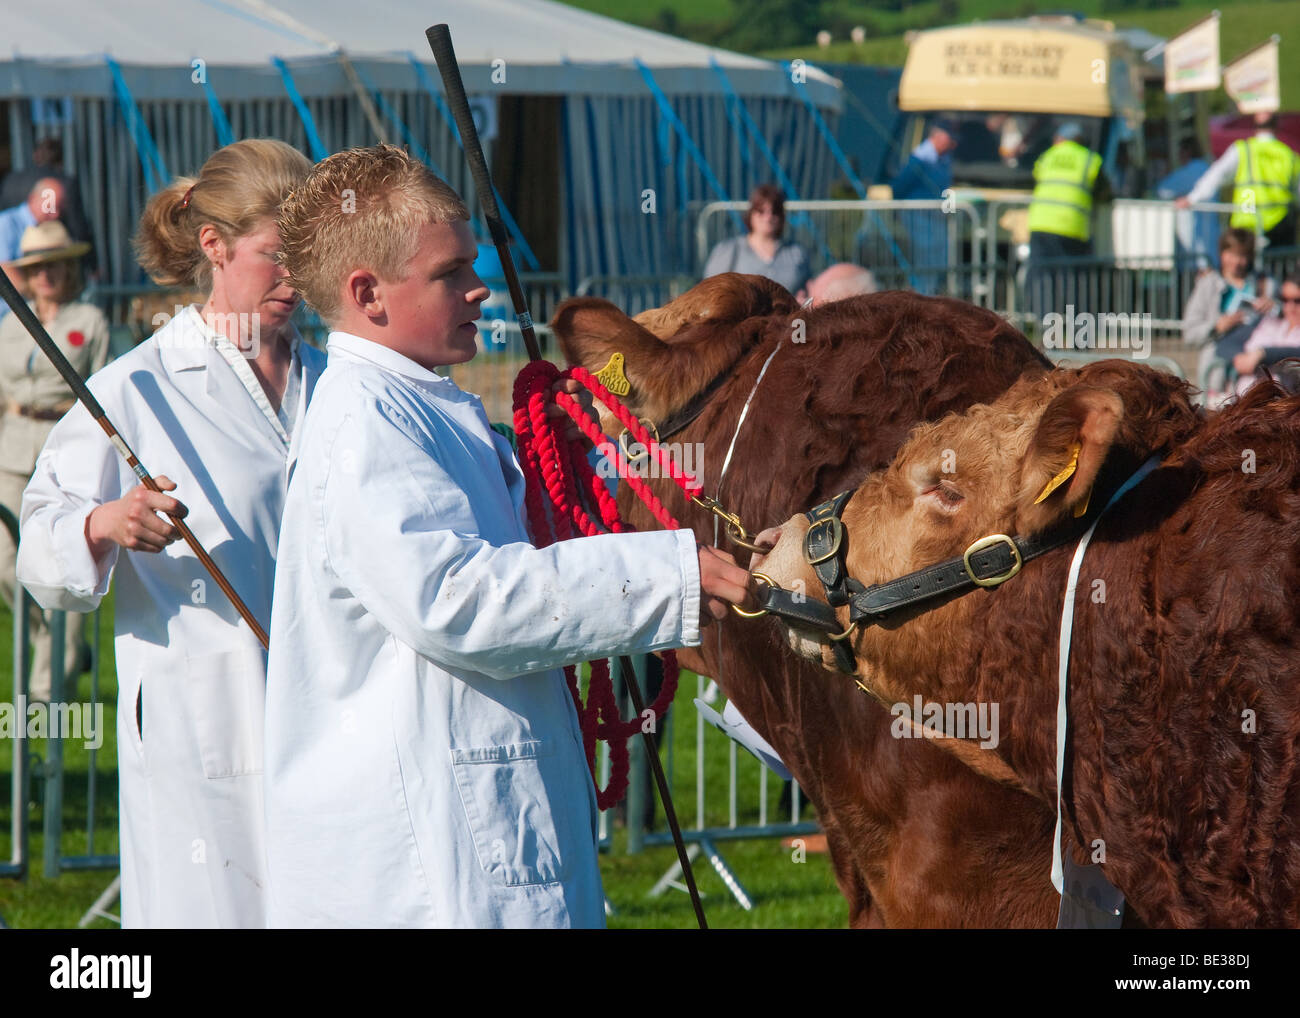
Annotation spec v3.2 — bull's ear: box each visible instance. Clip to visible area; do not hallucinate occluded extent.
[1015,385,1123,534]
[549,298,667,418]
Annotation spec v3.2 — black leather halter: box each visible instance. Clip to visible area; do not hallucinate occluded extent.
[618,338,772,466]
[756,481,1122,670]
[756,491,863,672]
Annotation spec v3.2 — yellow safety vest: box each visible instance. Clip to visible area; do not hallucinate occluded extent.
[1231,137,1300,232]
[1028,140,1102,242]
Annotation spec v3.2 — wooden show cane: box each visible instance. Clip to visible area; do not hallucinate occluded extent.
[0,272,270,650]
[426,23,710,930]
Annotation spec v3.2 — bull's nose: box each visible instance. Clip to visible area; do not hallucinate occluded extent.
[749,526,781,569]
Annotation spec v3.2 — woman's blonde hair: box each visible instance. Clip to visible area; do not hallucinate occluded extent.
[277,145,469,323]
[134,138,312,287]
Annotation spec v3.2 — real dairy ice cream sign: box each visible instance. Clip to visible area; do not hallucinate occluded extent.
[944,40,1066,80]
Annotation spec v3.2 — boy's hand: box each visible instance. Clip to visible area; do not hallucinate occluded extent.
[85,476,187,557]
[697,544,758,627]
[550,378,598,447]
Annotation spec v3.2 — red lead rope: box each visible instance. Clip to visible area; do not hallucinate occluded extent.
[512,360,703,810]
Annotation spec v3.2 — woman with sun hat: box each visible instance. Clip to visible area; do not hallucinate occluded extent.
[0,220,108,701]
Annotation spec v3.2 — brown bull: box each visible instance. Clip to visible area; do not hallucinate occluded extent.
[552,274,1064,927]
[755,359,1300,927]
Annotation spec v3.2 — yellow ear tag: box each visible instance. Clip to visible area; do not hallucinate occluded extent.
[1072,484,1092,518]
[594,353,631,397]
[1033,442,1081,505]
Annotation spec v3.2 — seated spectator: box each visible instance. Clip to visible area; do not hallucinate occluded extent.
[1,177,69,296]
[703,184,810,296]
[1234,274,1300,395]
[1181,228,1273,402]
[803,262,877,305]
[0,138,91,259]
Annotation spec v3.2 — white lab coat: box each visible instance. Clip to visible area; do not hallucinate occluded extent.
[17,306,325,928]
[264,332,701,928]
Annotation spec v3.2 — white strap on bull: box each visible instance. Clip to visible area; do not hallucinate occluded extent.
[1052,455,1162,896]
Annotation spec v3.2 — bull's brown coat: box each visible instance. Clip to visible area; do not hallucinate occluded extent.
[758,360,1300,927]
[554,275,1065,927]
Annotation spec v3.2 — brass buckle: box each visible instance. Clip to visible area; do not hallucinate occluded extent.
[731,572,775,618]
[804,517,843,566]
[962,534,1022,588]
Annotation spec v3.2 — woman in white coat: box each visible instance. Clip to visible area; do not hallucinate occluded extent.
[17,139,322,928]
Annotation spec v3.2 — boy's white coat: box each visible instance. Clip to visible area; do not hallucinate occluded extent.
[17,307,325,928]
[264,333,702,928]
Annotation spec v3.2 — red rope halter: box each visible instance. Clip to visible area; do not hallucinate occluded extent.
[512,360,702,810]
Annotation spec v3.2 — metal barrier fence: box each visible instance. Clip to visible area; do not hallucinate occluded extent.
[0,506,116,901]
[697,199,989,303]
[982,199,1246,336]
[590,656,818,912]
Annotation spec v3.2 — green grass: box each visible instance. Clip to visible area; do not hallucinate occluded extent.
[562,0,1300,110]
[770,1,1300,112]
[0,595,121,929]
[0,597,845,928]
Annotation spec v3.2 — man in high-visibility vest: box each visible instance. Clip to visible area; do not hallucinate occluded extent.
[1025,122,1110,325]
[1177,113,1300,251]
[1027,122,1109,259]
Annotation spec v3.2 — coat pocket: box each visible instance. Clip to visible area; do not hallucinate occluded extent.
[184,647,266,778]
[450,740,569,887]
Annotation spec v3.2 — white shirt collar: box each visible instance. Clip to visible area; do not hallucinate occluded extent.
[326,331,458,387]
[185,304,302,446]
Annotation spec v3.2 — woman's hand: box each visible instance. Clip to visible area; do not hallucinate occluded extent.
[1215,310,1246,334]
[1234,349,1266,376]
[85,476,188,557]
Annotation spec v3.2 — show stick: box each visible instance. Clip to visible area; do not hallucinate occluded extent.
[0,271,270,650]
[426,23,709,930]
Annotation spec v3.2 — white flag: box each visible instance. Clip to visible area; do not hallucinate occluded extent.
[1224,38,1281,114]
[1164,13,1220,94]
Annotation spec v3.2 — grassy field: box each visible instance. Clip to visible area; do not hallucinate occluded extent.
[565,0,1300,111]
[0,596,845,929]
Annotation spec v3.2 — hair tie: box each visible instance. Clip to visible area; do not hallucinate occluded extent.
[181,185,195,209]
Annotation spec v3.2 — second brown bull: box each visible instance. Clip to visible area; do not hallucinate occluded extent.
[754,359,1300,927]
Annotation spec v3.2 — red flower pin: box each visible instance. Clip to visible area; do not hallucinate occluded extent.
[67,331,85,347]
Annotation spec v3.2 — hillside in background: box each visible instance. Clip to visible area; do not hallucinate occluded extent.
[563,0,1300,110]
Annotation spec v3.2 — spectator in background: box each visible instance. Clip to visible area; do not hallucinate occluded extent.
[1181,228,1273,403]
[890,117,957,295]
[1025,122,1110,322]
[803,262,877,305]
[1233,273,1300,394]
[1176,112,1300,251]
[0,221,109,701]
[0,138,91,256]
[1157,138,1217,268]
[1,177,69,294]
[703,184,810,296]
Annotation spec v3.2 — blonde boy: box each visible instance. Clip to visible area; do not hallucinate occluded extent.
[265,146,752,928]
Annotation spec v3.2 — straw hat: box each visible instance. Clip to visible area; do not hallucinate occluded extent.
[9,221,91,268]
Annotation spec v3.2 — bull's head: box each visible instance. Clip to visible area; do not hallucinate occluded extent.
[551,273,797,436]
[752,361,1198,690]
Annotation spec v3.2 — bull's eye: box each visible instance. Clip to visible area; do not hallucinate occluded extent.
[919,480,964,512]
